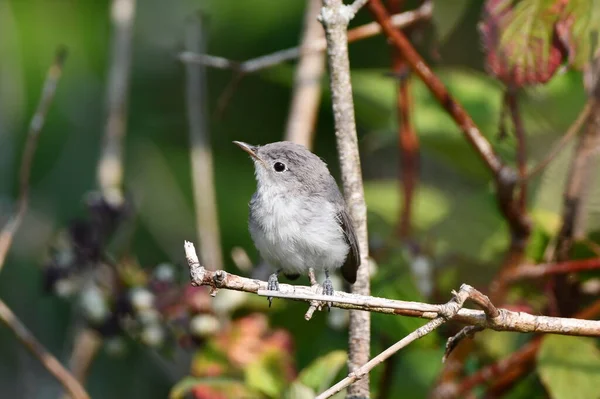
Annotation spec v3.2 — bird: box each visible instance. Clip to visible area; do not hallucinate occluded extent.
[234,140,360,307]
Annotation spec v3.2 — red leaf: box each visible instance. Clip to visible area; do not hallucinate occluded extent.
[480,0,568,87]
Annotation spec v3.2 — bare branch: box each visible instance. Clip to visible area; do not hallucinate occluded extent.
[443,326,484,363]
[0,47,67,273]
[177,4,433,74]
[318,0,371,395]
[97,0,136,206]
[185,14,223,271]
[318,317,446,399]
[452,298,600,398]
[0,299,89,399]
[284,0,326,148]
[184,241,600,336]
[504,258,600,282]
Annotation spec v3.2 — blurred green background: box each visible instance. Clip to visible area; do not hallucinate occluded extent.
[0,0,593,398]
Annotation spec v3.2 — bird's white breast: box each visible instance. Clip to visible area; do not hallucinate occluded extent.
[249,186,348,276]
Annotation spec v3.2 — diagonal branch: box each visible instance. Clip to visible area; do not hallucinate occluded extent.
[0,299,89,399]
[0,47,67,272]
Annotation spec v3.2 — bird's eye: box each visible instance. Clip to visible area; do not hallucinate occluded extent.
[273,162,286,172]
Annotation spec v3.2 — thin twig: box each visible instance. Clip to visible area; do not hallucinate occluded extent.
[184,241,600,336]
[0,299,90,399]
[284,0,326,148]
[316,285,486,399]
[319,0,371,395]
[525,100,592,180]
[504,258,600,282]
[443,325,484,363]
[177,4,433,74]
[97,0,136,206]
[0,47,67,273]
[319,317,446,399]
[185,14,223,271]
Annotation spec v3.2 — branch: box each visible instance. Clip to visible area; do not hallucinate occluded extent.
[504,258,600,282]
[184,241,600,336]
[177,4,433,74]
[506,90,527,212]
[185,14,223,271]
[366,0,531,251]
[367,0,502,176]
[319,0,371,395]
[452,297,600,398]
[0,299,89,399]
[97,0,136,206]
[387,0,418,239]
[0,47,67,272]
[319,317,446,399]
[283,0,326,148]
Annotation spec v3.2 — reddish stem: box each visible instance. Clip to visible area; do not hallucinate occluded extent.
[367,0,503,176]
[505,90,527,212]
[504,258,600,282]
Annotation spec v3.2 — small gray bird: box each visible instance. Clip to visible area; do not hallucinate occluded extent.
[234,141,360,306]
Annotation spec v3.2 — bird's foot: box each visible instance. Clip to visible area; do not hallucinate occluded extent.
[322,275,334,312]
[267,272,280,308]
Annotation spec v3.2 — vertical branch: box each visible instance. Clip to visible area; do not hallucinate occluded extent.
[97,0,136,206]
[0,47,67,272]
[185,14,223,271]
[319,0,370,397]
[506,90,527,212]
[388,0,418,239]
[284,0,326,149]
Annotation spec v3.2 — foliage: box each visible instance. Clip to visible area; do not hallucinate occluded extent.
[1,0,599,398]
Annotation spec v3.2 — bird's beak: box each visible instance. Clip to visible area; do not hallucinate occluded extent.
[233,141,258,158]
[233,141,267,167]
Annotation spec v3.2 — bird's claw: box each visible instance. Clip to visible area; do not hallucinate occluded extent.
[322,276,334,312]
[267,272,280,308]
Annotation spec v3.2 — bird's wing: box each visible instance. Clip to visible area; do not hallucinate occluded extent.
[336,208,360,284]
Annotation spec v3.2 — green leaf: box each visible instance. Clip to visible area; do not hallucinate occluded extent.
[169,377,252,399]
[537,335,600,399]
[560,0,600,69]
[297,350,347,392]
[499,0,561,76]
[283,381,316,399]
[244,350,288,398]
